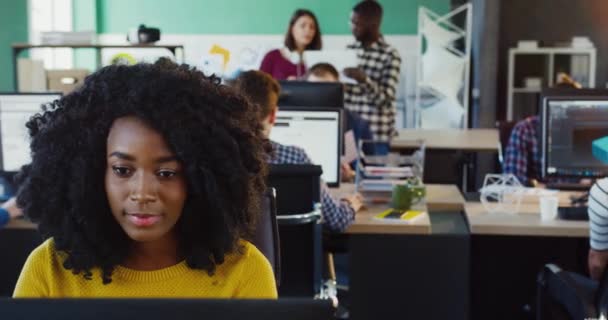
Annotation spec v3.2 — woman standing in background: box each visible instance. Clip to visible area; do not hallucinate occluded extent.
[259,9,322,80]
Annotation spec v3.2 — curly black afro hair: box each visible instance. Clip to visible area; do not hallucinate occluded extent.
[16,59,268,284]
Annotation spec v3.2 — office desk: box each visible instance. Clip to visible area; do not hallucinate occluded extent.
[331,183,465,212]
[466,200,589,320]
[339,184,470,320]
[4,219,36,230]
[465,202,589,237]
[392,128,499,151]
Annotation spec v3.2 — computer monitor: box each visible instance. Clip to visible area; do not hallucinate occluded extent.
[0,298,334,320]
[270,107,342,187]
[278,81,343,108]
[541,94,608,178]
[0,93,62,172]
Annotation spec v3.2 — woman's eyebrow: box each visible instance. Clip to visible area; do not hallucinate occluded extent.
[108,152,178,164]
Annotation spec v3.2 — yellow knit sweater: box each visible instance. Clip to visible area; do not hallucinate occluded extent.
[13,239,277,298]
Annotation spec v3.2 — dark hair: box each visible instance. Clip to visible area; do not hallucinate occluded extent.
[284,9,322,51]
[307,63,339,80]
[353,0,383,20]
[16,59,269,284]
[233,70,280,121]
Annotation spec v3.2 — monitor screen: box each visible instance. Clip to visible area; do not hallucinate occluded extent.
[0,93,61,171]
[278,81,343,108]
[269,107,342,187]
[542,98,608,178]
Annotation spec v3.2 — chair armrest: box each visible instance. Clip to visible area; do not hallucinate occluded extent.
[537,263,598,319]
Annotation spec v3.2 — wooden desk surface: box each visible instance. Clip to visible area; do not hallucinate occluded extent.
[330,183,464,235]
[465,202,589,238]
[5,219,36,230]
[392,129,499,151]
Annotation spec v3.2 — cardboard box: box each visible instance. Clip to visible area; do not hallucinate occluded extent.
[17,58,47,92]
[47,69,90,94]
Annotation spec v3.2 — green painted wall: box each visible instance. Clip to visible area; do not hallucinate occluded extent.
[0,0,28,91]
[73,0,98,69]
[96,0,449,35]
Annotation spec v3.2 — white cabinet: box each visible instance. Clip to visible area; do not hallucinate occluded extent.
[506,47,596,121]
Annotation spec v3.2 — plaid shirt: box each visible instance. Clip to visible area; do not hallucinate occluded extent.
[268,141,355,232]
[344,37,401,141]
[503,116,540,186]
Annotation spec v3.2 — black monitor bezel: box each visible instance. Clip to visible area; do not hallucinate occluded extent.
[273,106,343,188]
[277,81,344,108]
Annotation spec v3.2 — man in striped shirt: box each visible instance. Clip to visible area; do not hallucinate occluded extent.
[588,178,608,280]
[343,0,401,142]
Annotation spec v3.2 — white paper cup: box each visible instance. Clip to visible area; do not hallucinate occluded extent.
[539,196,559,221]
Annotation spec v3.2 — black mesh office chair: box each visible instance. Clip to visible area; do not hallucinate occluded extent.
[251,188,281,286]
[267,164,323,297]
[536,263,608,319]
[0,227,42,296]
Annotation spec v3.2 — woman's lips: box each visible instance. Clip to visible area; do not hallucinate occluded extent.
[126,213,162,227]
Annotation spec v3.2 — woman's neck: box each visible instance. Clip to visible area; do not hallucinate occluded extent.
[123,234,181,271]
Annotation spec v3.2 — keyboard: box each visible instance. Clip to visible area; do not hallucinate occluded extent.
[545,182,592,191]
[557,206,589,221]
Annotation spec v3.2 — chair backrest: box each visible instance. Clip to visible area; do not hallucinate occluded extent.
[267,164,323,297]
[251,188,281,287]
[0,228,42,296]
[496,120,517,166]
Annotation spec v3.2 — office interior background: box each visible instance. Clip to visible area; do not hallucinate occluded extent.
[2,0,608,320]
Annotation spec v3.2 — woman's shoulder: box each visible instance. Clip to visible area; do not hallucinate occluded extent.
[28,238,61,262]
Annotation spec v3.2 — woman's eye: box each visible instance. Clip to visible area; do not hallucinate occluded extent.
[158,170,177,178]
[112,166,132,177]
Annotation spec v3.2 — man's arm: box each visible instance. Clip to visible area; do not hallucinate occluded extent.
[503,123,530,185]
[589,179,608,280]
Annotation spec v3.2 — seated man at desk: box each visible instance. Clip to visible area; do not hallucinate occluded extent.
[233,70,362,232]
[503,75,581,186]
[305,62,372,182]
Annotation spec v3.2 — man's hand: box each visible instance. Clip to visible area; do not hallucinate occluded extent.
[343,68,367,84]
[341,163,356,183]
[342,193,364,213]
[588,248,608,280]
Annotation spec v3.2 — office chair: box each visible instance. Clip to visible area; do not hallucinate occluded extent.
[267,164,323,297]
[0,227,42,296]
[536,263,607,319]
[251,188,281,287]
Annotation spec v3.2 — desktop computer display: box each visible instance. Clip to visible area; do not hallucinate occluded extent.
[278,81,343,108]
[269,107,342,187]
[0,93,61,172]
[541,97,608,178]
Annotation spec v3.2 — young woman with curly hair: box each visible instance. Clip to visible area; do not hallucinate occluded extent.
[12,60,277,298]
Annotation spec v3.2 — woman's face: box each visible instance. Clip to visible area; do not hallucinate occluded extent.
[105,116,187,244]
[291,15,317,49]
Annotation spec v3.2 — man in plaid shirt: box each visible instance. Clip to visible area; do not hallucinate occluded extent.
[343,0,401,141]
[503,115,541,186]
[233,70,362,233]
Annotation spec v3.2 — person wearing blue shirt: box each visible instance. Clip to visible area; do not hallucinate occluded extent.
[0,197,23,228]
